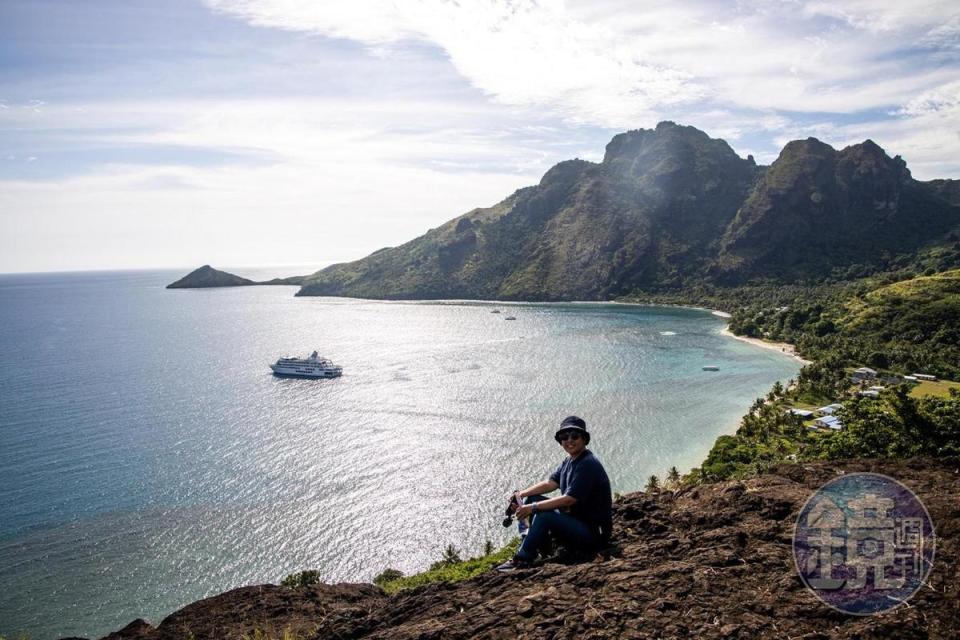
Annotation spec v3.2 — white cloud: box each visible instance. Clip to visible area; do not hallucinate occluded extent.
[0,96,603,272]
[200,0,960,179]
[207,0,703,128]
[801,0,957,33]
[207,0,960,122]
[0,159,531,272]
[898,80,960,117]
[0,95,598,176]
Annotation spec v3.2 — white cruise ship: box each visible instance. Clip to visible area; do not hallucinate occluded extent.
[270,351,343,378]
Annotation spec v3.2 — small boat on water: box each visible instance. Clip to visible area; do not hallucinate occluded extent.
[504,316,517,321]
[702,365,720,371]
[491,309,501,314]
[271,351,343,378]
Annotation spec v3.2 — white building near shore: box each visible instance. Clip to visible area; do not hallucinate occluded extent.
[816,403,844,416]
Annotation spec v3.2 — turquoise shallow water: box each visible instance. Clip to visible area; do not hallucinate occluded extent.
[0,269,800,639]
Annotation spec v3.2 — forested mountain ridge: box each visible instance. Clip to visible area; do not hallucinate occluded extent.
[716,138,958,281]
[296,122,960,299]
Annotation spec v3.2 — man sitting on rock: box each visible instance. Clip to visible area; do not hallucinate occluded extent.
[497,416,612,571]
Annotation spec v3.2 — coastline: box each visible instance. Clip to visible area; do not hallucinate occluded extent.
[719,326,812,365]
[421,297,813,369]
[611,299,811,367]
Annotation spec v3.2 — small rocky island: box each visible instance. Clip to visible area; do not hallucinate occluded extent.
[166,265,304,289]
[166,265,255,288]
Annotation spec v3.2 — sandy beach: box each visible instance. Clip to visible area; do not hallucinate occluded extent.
[720,326,812,365]
[613,301,810,365]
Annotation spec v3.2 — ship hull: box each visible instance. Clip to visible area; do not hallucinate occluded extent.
[269,365,342,378]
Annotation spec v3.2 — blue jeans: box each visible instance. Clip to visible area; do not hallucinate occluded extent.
[515,496,599,561]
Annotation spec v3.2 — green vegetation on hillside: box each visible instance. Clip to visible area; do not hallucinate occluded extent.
[723,269,960,379]
[278,540,519,597]
[694,380,960,483]
[280,570,321,588]
[689,268,960,482]
[371,540,519,594]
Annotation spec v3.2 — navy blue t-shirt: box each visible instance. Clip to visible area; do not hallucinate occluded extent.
[549,449,612,535]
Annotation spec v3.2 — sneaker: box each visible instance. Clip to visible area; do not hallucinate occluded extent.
[495,556,533,572]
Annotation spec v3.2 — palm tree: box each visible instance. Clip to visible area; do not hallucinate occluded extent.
[645,474,660,492]
[667,466,681,487]
[441,544,462,565]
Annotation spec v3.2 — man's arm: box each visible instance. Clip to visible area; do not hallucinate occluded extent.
[515,480,575,518]
[518,480,559,498]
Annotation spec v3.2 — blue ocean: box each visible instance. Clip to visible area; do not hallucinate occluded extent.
[0,269,800,639]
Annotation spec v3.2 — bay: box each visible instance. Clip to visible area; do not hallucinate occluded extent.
[0,269,800,639]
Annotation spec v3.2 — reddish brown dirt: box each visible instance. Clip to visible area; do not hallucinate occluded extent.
[94,457,960,640]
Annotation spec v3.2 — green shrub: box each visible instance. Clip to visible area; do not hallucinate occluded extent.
[280,570,321,588]
[428,544,462,570]
[373,568,404,586]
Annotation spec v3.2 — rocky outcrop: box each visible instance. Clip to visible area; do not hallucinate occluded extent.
[96,457,959,640]
[166,265,255,289]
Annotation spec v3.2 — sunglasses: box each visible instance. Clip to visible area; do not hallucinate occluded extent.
[557,431,583,442]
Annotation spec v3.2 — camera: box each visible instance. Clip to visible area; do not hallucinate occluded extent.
[501,491,521,527]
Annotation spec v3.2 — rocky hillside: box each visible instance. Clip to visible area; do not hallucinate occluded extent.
[717,138,958,281]
[98,457,958,640]
[294,123,959,300]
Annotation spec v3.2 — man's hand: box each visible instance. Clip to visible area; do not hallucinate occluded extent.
[515,504,534,519]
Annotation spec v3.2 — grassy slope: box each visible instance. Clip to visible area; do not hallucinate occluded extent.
[912,379,960,398]
[843,269,960,329]
[837,269,960,378]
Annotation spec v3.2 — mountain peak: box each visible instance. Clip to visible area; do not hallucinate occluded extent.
[538,158,595,188]
[842,138,888,158]
[779,137,835,158]
[602,122,722,164]
[839,138,911,182]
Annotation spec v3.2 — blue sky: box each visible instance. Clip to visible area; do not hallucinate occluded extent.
[2,0,959,272]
